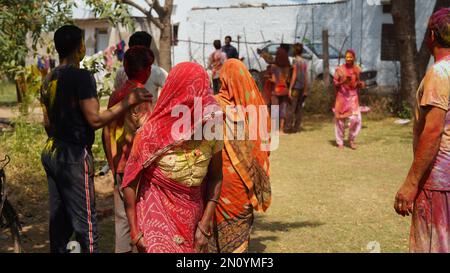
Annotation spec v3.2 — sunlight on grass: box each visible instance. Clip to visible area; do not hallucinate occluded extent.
[249,117,413,253]
[0,81,17,103]
[0,115,414,253]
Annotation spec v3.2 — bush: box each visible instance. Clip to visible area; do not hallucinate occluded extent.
[303,81,399,120]
[396,101,413,120]
[359,92,395,121]
[0,117,47,202]
[303,80,335,115]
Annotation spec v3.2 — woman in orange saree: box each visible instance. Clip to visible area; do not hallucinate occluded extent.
[209,59,272,253]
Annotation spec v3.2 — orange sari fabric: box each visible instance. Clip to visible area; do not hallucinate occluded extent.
[211,59,271,252]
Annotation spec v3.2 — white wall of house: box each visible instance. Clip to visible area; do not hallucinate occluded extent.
[172,0,436,87]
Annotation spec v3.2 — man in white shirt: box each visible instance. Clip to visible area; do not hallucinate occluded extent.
[107,31,167,253]
[114,32,168,101]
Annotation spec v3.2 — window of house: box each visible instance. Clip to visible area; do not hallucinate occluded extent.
[172,23,179,46]
[95,28,109,53]
[382,4,392,13]
[380,24,399,61]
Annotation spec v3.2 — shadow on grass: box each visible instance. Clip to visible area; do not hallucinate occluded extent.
[249,236,278,253]
[249,216,325,252]
[0,102,17,107]
[328,140,338,147]
[256,220,325,232]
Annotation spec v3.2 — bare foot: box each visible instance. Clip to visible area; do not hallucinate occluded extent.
[350,141,357,150]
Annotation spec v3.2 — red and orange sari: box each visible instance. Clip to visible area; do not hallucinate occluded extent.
[210,59,271,253]
[121,62,222,253]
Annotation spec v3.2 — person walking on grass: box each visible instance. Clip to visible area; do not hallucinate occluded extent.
[285,43,308,134]
[332,49,365,150]
[40,25,152,253]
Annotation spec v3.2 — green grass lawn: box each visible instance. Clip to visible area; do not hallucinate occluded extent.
[0,115,413,253]
[248,116,413,253]
[0,81,17,104]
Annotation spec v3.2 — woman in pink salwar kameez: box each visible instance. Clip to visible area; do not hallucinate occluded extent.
[332,49,365,149]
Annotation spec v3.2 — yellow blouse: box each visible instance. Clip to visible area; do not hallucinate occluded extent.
[155,140,223,187]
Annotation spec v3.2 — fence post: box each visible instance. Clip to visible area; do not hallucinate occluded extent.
[188,37,192,62]
[202,22,206,67]
[322,29,330,87]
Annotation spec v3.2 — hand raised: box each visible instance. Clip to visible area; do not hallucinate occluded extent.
[127,88,153,106]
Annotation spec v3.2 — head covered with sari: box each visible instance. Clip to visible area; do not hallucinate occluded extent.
[216,59,271,212]
[122,62,221,188]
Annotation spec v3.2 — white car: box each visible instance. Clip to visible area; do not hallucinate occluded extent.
[246,42,377,90]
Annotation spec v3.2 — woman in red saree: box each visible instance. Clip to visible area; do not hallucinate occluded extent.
[209,59,271,253]
[121,62,223,253]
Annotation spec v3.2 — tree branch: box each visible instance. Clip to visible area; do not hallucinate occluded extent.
[164,0,174,16]
[148,15,164,29]
[150,0,165,17]
[122,0,150,17]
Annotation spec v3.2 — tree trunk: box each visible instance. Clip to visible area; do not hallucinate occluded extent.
[15,79,23,103]
[157,15,172,71]
[391,0,419,109]
[415,0,450,81]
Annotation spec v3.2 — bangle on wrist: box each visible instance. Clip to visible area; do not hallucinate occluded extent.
[197,223,212,238]
[207,198,219,204]
[130,231,143,246]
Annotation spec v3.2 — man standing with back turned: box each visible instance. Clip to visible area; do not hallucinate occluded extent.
[394,8,450,253]
[40,25,152,253]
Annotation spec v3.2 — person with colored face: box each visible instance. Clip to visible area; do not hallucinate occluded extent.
[40,25,152,253]
[102,46,155,253]
[394,7,450,253]
[332,49,365,149]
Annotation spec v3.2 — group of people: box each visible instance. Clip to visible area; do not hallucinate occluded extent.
[37,6,449,254]
[207,35,239,94]
[209,40,309,135]
[39,27,271,253]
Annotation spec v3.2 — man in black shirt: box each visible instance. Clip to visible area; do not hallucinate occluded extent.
[221,35,239,59]
[40,25,152,253]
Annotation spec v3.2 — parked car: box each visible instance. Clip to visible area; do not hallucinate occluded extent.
[245,42,377,91]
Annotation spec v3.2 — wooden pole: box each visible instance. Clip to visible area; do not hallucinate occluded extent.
[243,27,251,69]
[359,0,363,66]
[260,30,266,43]
[294,13,299,43]
[202,22,206,67]
[251,47,263,72]
[188,37,192,62]
[311,7,314,42]
[237,35,241,58]
[301,24,308,43]
[322,29,330,87]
